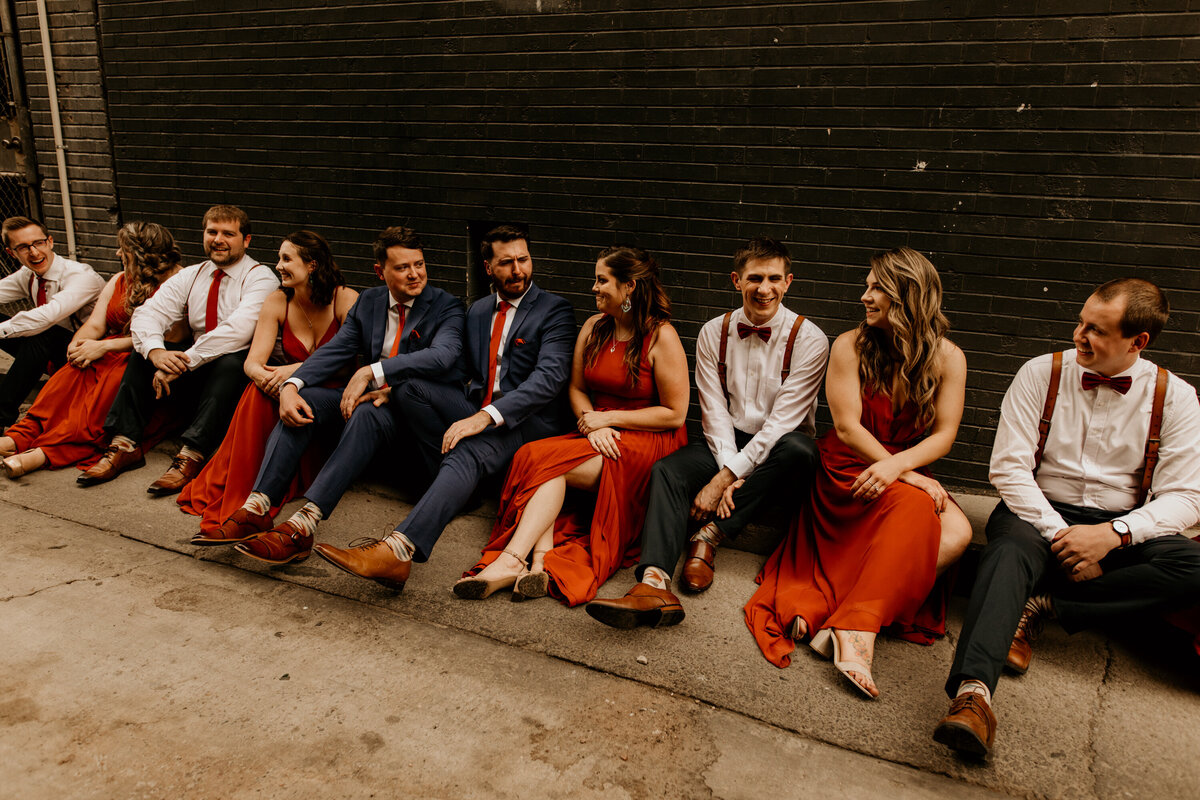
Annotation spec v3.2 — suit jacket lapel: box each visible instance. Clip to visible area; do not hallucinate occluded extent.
[403,292,430,354]
[472,296,493,381]
[370,289,390,359]
[501,285,540,381]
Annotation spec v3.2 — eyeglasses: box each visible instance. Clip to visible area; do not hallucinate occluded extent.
[12,238,49,256]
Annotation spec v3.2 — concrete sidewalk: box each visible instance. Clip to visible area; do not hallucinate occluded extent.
[2,451,1198,799]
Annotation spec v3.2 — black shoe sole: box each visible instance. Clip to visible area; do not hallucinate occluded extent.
[585,602,685,630]
[933,721,991,759]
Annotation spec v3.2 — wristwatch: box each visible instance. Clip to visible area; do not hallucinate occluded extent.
[1111,519,1132,548]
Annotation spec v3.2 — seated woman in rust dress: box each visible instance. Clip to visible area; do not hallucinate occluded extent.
[181,230,356,546]
[744,246,971,698]
[1,222,183,477]
[455,245,690,605]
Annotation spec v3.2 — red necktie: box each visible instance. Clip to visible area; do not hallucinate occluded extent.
[1081,372,1131,395]
[387,304,407,358]
[204,269,225,333]
[34,276,47,307]
[482,300,511,407]
[737,322,771,342]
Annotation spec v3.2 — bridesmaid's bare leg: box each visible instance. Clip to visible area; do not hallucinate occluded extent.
[834,629,879,698]
[936,503,973,576]
[475,455,603,582]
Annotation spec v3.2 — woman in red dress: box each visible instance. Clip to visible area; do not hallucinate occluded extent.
[455,245,690,606]
[181,230,356,541]
[744,247,972,698]
[0,222,183,477]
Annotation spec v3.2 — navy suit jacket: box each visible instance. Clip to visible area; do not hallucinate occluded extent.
[463,282,575,430]
[293,284,466,389]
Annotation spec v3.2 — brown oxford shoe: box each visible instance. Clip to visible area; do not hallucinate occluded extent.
[313,537,411,592]
[146,451,204,496]
[1005,595,1050,675]
[77,443,145,486]
[234,521,312,565]
[681,539,719,593]
[933,692,997,759]
[192,507,274,546]
[585,583,685,629]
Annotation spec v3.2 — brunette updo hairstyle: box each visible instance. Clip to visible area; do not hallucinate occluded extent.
[282,229,345,307]
[117,221,183,326]
[583,245,672,387]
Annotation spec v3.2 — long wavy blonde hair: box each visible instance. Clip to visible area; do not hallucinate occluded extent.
[856,247,949,429]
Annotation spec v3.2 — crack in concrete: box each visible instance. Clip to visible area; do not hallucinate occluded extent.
[1084,639,1115,800]
[1,555,176,603]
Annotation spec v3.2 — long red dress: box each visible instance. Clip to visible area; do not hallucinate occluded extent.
[744,388,949,668]
[176,310,340,533]
[468,338,687,606]
[5,274,143,469]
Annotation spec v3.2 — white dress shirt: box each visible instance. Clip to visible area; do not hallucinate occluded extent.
[481,289,528,427]
[130,254,277,369]
[990,349,1200,544]
[0,252,104,338]
[369,296,416,389]
[695,306,829,480]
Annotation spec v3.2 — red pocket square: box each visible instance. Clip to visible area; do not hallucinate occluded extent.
[515,338,526,345]
[410,329,421,339]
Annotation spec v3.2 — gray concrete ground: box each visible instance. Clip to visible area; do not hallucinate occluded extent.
[2,450,1199,799]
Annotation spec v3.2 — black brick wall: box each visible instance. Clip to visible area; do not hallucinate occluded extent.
[14,0,120,274]
[93,0,1200,490]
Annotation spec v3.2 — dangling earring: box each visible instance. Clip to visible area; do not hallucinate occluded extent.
[620,295,632,313]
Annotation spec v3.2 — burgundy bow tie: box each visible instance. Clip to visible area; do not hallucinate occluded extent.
[1081,372,1132,394]
[737,322,771,342]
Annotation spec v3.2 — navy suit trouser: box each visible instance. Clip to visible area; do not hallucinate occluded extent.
[395,377,563,562]
[253,385,403,517]
[946,500,1200,698]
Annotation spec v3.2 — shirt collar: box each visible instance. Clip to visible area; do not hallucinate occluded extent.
[35,251,62,282]
[389,294,415,312]
[494,286,529,310]
[736,306,785,330]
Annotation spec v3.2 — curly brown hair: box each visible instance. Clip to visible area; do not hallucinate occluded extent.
[117,222,183,330]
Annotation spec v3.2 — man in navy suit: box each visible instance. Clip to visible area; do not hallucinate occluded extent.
[311,224,576,591]
[193,226,466,564]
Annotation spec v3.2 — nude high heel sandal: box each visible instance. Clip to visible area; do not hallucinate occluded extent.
[512,548,551,602]
[810,628,879,699]
[2,448,46,479]
[453,549,526,600]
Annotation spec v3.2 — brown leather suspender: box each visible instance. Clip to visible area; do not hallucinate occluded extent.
[717,312,806,405]
[1137,366,1170,506]
[1032,350,1169,504]
[1032,351,1064,476]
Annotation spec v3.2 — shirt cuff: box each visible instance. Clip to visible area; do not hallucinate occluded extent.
[139,336,166,359]
[371,361,386,389]
[724,452,754,481]
[0,323,9,339]
[483,404,504,427]
[1037,513,1069,542]
[284,377,306,392]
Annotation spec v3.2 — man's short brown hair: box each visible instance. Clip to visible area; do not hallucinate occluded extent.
[1093,277,1170,346]
[733,236,791,275]
[202,205,250,238]
[373,226,424,265]
[2,216,48,248]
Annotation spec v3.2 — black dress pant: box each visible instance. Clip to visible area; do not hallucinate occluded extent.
[946,500,1200,697]
[0,318,72,427]
[103,344,249,455]
[635,430,819,582]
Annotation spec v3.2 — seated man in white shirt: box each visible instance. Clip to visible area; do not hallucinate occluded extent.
[78,205,278,494]
[0,216,104,428]
[586,237,830,628]
[934,278,1200,759]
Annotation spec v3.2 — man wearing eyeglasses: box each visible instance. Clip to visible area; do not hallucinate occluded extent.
[0,216,104,428]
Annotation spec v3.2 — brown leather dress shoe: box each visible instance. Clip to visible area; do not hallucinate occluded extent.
[1005,598,1047,674]
[313,538,411,591]
[192,508,274,546]
[234,521,313,565]
[585,583,685,629]
[147,452,204,496]
[933,693,997,758]
[77,444,145,486]
[681,539,718,593]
